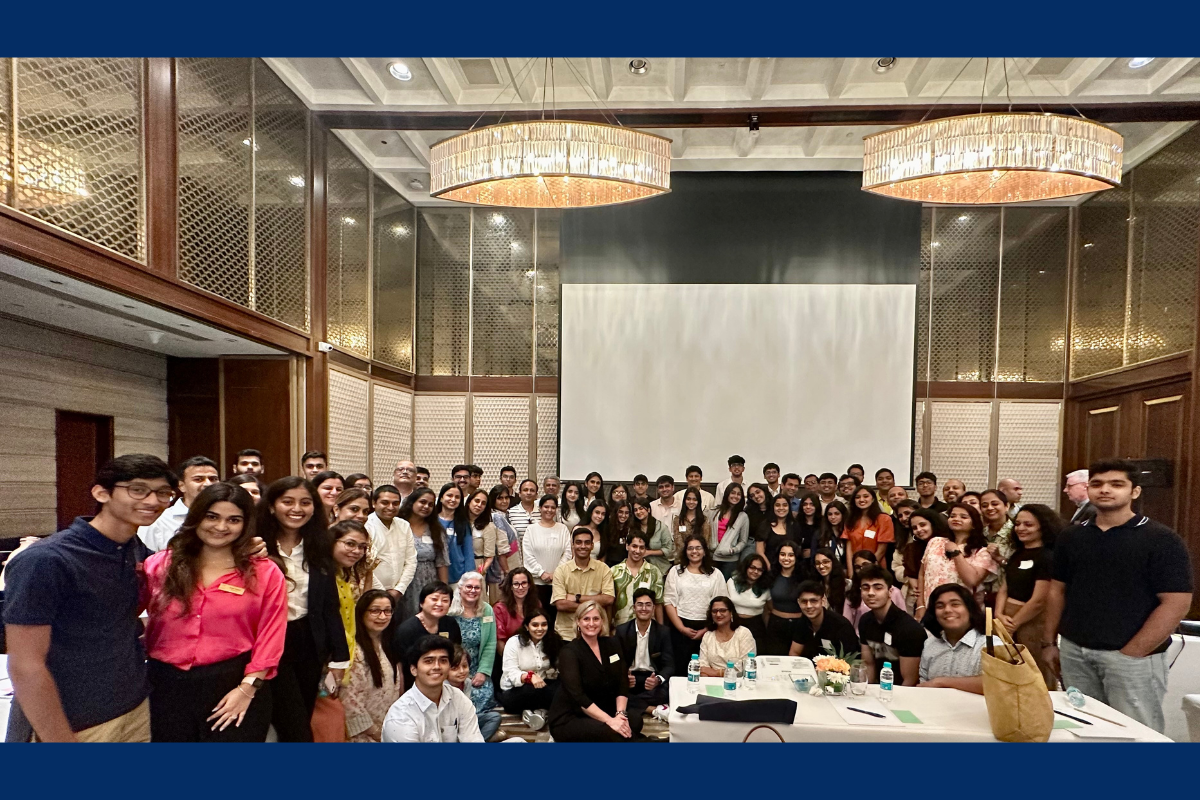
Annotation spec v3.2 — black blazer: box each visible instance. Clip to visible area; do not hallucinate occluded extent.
[614,619,674,679]
[306,567,351,666]
[548,636,628,725]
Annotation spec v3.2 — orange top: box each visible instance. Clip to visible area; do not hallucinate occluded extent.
[840,514,894,557]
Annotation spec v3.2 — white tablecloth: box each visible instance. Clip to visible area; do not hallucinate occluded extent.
[1,654,10,738]
[667,674,1169,742]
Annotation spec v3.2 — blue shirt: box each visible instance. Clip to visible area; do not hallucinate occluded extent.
[2,517,150,731]
[438,516,474,584]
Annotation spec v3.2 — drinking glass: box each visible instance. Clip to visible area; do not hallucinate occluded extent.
[850,664,869,696]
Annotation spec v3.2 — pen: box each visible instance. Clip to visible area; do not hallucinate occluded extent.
[1053,709,1092,726]
[1074,707,1126,727]
[846,706,885,719]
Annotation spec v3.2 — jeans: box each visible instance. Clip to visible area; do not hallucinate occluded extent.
[1059,637,1169,733]
[478,709,502,741]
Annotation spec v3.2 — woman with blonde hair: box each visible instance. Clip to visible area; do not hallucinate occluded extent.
[547,600,642,742]
[449,571,498,731]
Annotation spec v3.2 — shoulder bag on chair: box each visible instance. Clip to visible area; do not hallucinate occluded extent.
[981,606,1053,743]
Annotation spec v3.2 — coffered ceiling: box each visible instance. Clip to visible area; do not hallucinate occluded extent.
[266,57,1200,206]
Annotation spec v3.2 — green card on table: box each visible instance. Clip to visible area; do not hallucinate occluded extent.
[891,709,922,724]
[705,685,726,697]
[1053,719,1081,729]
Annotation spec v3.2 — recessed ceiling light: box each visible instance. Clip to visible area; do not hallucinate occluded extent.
[628,58,649,75]
[179,323,190,328]
[241,137,259,151]
[48,279,64,285]
[122,304,136,309]
[1128,57,1155,69]
[1083,242,1095,248]
[226,338,238,343]
[388,61,413,81]
[288,175,305,187]
[873,57,897,73]
[408,178,424,190]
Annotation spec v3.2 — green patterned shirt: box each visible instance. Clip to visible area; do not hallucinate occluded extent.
[610,560,665,626]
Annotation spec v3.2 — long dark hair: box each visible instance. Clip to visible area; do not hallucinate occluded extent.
[583,472,605,504]
[560,481,587,523]
[229,473,266,501]
[632,496,657,537]
[845,550,879,608]
[330,519,371,585]
[946,502,988,557]
[516,608,563,665]
[813,547,846,610]
[793,491,822,549]
[435,483,468,526]
[731,553,771,596]
[499,567,542,620]
[355,589,399,688]
[258,476,332,573]
[923,583,986,637]
[846,485,886,529]
[905,507,952,577]
[678,486,707,530]
[466,489,492,531]
[717,483,745,528]
[159,483,259,615]
[770,541,802,579]
[676,532,715,575]
[744,483,771,536]
[1010,503,1063,552]
[398,486,442,555]
[814,500,848,551]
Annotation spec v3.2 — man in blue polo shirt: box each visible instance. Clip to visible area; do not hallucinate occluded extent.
[1043,459,1193,733]
[3,454,176,742]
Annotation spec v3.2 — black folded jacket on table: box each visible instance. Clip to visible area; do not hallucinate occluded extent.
[674,694,797,723]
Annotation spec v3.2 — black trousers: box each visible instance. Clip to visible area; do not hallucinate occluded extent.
[739,614,769,655]
[550,708,645,742]
[270,617,322,742]
[628,670,668,711]
[149,652,272,743]
[499,680,560,714]
[670,617,706,678]
[764,614,797,656]
[535,584,557,628]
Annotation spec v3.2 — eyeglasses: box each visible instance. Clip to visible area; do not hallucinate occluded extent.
[367,608,393,617]
[746,565,763,573]
[114,483,176,502]
[338,540,369,552]
[510,581,529,588]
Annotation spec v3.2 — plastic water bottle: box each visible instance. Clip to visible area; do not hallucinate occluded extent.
[687,653,701,693]
[745,651,758,690]
[723,660,738,696]
[878,661,894,704]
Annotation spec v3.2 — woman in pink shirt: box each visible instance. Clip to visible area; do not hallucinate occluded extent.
[142,482,287,742]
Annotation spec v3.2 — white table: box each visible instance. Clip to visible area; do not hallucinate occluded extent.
[667,674,1169,742]
[1,655,10,738]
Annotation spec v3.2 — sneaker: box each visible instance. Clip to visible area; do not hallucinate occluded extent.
[522,709,546,730]
[651,704,670,722]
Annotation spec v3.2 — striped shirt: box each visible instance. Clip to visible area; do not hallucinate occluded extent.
[919,628,984,682]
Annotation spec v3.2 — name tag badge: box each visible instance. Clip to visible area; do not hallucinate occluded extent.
[679,525,687,533]
[865,529,877,540]
[608,652,620,663]
[439,631,450,638]
[821,638,834,650]
[883,631,893,646]
[216,583,245,595]
[1019,560,1034,570]
[483,616,494,623]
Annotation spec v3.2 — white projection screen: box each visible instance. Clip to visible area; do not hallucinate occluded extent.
[559,283,915,485]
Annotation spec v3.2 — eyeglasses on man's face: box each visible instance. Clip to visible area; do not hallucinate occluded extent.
[115,483,176,502]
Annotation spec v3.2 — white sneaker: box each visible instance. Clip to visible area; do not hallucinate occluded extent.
[651,704,670,722]
[522,709,546,730]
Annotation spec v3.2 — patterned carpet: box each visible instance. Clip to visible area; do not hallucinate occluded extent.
[493,710,670,742]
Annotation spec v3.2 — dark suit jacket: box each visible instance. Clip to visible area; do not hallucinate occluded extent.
[615,618,674,679]
[1070,501,1098,524]
[307,567,351,665]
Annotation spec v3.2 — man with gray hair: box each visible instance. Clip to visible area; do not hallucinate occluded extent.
[1064,469,1096,524]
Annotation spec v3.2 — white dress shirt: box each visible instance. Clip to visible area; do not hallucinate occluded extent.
[632,622,654,673]
[649,497,680,526]
[500,637,556,690]
[277,539,310,622]
[367,512,418,594]
[382,683,483,742]
[136,498,189,552]
[522,521,571,585]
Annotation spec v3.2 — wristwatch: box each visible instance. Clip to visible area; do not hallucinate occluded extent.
[241,676,264,690]
[575,593,581,603]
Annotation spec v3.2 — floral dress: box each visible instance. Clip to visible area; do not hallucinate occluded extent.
[407,530,449,617]
[983,520,1014,592]
[921,536,999,609]
[342,639,400,742]
[456,614,496,715]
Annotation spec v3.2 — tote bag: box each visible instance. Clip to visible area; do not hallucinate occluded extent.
[981,607,1053,742]
[311,694,347,742]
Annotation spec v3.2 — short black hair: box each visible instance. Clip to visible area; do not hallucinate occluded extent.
[856,564,893,588]
[804,473,818,482]
[451,464,470,476]
[818,472,837,482]
[656,475,675,486]
[727,455,745,465]
[631,586,657,604]
[177,455,218,476]
[763,462,780,473]
[301,450,327,463]
[416,466,430,477]
[685,465,702,477]
[571,526,594,542]
[923,584,986,637]
[500,465,517,476]
[235,448,262,459]
[518,478,538,491]
[626,530,649,547]
[468,465,483,477]
[848,463,865,472]
[96,454,177,493]
[633,474,648,483]
[915,471,938,484]
[1088,458,1140,488]
[373,484,401,501]
[797,579,826,598]
[875,468,894,480]
[838,474,861,485]
[782,472,801,484]
[345,473,371,486]
[407,634,454,668]
[419,581,453,604]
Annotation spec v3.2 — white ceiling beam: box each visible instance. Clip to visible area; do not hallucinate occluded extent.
[669,58,688,102]
[422,58,462,105]
[1149,58,1200,94]
[746,58,776,102]
[732,126,758,158]
[397,131,431,167]
[1122,121,1197,170]
[340,58,388,106]
[902,57,935,98]
[670,131,687,160]
[585,58,611,101]
[827,58,856,100]
[1065,57,1115,95]
[261,59,317,106]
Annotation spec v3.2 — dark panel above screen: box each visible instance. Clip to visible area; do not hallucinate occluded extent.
[561,171,921,285]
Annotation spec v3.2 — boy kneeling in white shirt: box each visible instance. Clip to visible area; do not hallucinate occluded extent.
[382,635,484,742]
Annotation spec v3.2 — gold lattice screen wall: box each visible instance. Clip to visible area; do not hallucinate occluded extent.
[328,369,370,476]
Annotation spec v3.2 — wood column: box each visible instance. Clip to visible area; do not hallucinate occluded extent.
[306,119,329,459]
[143,58,177,278]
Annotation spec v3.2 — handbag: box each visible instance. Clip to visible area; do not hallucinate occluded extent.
[742,724,786,743]
[981,606,1053,742]
[311,693,348,742]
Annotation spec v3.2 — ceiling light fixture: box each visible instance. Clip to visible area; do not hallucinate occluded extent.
[862,57,1123,205]
[873,57,897,73]
[408,178,424,190]
[430,57,671,208]
[628,59,649,75]
[388,61,413,81]
[1128,57,1155,69]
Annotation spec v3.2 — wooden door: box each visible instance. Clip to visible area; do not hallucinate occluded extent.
[55,411,114,530]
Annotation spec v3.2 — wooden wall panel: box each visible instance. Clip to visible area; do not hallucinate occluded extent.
[222,358,295,483]
[1142,391,1187,529]
[167,357,220,470]
[1083,406,1120,466]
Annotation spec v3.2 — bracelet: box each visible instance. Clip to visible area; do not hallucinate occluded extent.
[237,685,255,699]
[1041,642,1059,648]
[616,710,627,718]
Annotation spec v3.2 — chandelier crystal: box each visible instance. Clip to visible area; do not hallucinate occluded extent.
[429,120,671,208]
[862,112,1123,204]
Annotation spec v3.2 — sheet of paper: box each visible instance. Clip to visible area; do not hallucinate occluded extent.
[826,696,906,726]
[1053,703,1138,739]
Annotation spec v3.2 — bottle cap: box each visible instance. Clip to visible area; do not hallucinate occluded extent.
[883,661,892,668]
[748,651,756,658]
[727,660,735,667]
[690,653,699,660]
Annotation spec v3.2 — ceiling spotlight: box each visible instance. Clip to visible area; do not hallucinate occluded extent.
[1083,242,1095,248]
[873,57,897,73]
[288,175,305,187]
[1128,57,1155,69]
[408,178,424,190]
[388,61,413,81]
[491,213,506,226]
[628,58,649,75]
